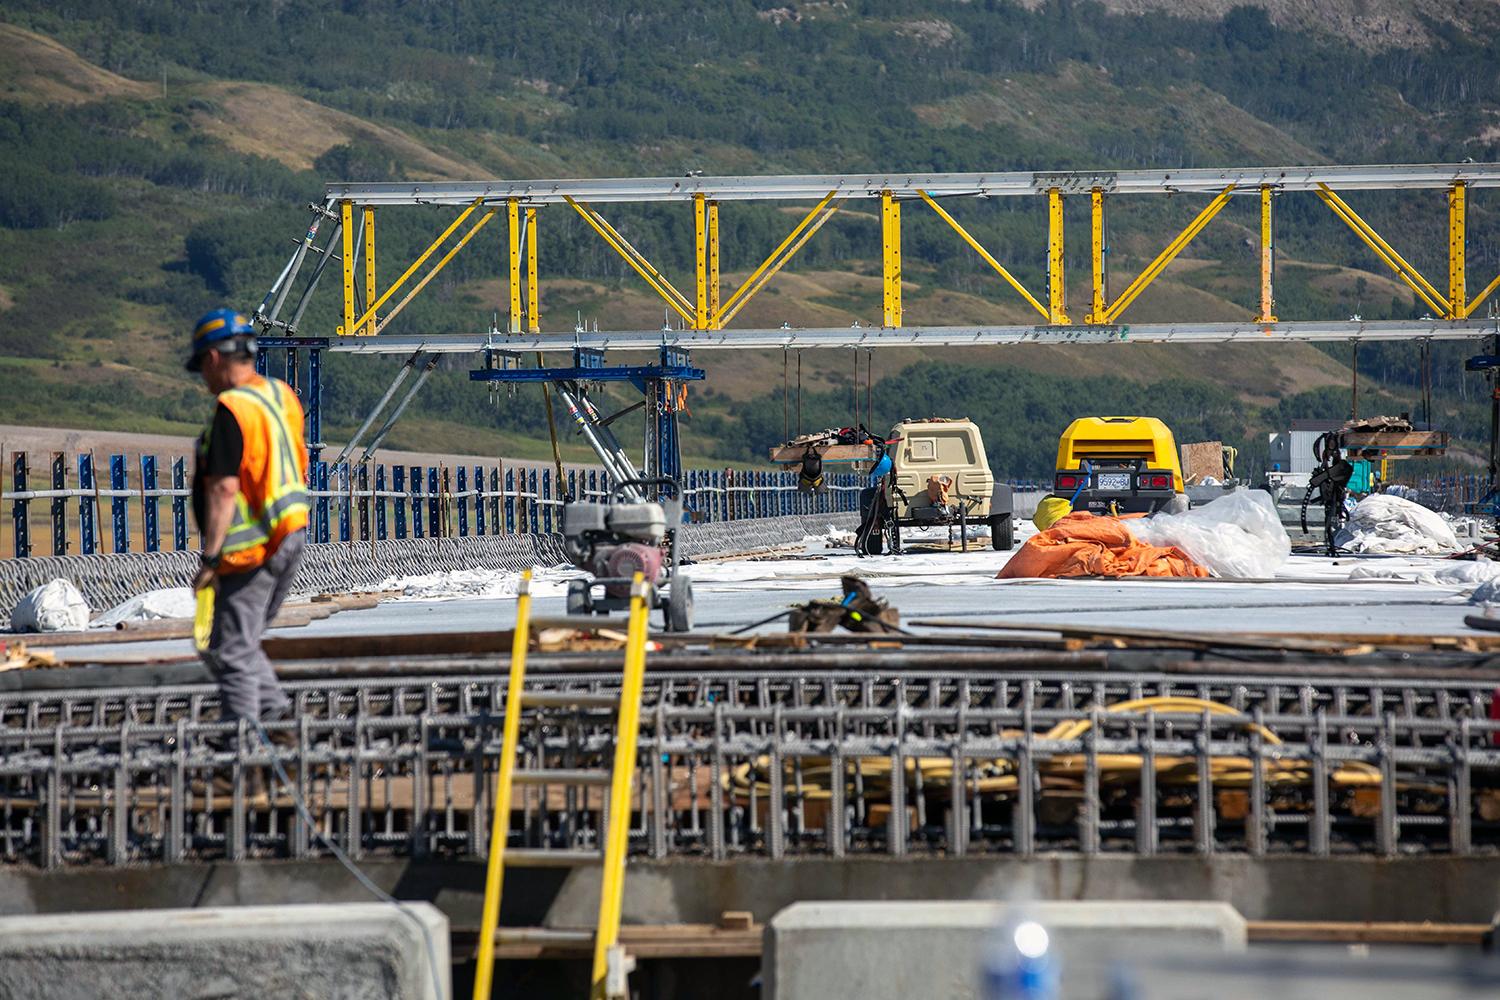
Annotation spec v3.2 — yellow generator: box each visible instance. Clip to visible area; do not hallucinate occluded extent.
[1053,416,1185,515]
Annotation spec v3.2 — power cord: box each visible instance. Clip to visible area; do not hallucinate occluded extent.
[249,718,450,1000]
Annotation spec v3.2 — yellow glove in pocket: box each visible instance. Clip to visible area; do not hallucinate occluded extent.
[194,585,215,654]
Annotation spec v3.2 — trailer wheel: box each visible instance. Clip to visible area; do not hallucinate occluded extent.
[990,514,1015,551]
[566,579,593,616]
[666,577,695,632]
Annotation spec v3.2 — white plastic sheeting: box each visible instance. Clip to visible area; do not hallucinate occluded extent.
[1334,494,1460,554]
[10,579,90,633]
[1123,490,1291,579]
[378,564,585,601]
[91,588,198,629]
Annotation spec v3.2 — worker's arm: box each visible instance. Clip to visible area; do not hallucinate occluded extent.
[193,474,240,590]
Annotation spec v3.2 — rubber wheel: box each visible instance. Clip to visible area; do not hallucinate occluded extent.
[990,514,1015,551]
[566,579,592,616]
[666,576,694,632]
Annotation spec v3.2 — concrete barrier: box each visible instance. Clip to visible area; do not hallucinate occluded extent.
[0,902,449,1000]
[763,899,1245,1000]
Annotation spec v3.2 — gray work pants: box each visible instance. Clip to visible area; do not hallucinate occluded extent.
[200,530,306,722]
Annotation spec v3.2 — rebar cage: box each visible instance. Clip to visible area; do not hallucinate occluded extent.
[3,667,1498,869]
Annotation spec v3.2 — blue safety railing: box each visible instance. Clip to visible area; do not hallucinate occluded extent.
[2,451,865,558]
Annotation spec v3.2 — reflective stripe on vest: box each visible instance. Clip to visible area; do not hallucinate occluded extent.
[219,379,309,556]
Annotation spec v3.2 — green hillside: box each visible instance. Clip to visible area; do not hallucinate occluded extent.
[1,2,1498,478]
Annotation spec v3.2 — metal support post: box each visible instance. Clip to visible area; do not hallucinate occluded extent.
[307,347,322,465]
[508,198,522,333]
[11,452,27,559]
[526,207,539,332]
[708,200,720,324]
[1047,188,1069,324]
[51,452,65,555]
[1450,181,1467,319]
[881,190,902,327]
[171,457,186,550]
[339,200,355,336]
[694,192,709,330]
[109,454,128,553]
[73,454,94,554]
[1088,188,1106,323]
[141,455,159,553]
[1258,185,1277,323]
[362,206,376,335]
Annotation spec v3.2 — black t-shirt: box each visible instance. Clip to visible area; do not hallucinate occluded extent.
[192,402,244,531]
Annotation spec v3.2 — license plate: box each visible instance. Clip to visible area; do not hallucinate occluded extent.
[1096,472,1131,492]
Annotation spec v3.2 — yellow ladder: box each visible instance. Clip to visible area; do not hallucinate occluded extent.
[471,570,652,1000]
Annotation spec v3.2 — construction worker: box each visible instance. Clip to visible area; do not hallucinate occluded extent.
[186,308,310,726]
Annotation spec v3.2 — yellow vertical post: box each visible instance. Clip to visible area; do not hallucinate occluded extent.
[362,207,376,336]
[339,200,354,336]
[694,193,708,330]
[525,207,539,333]
[1450,181,1467,319]
[471,570,533,1000]
[707,201,720,327]
[1048,188,1069,324]
[591,573,650,999]
[507,199,521,334]
[881,190,902,328]
[1088,188,1105,323]
[1258,185,1277,324]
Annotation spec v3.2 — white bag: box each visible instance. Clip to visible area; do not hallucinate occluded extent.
[90,587,197,629]
[11,579,90,632]
[1124,489,1290,579]
[1334,494,1459,554]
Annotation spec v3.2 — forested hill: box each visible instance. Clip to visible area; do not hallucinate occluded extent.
[1,1,1498,477]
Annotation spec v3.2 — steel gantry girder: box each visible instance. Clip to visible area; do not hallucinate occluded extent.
[328,317,1500,356]
[282,162,1500,351]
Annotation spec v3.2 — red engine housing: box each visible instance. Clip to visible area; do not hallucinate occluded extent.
[591,543,665,598]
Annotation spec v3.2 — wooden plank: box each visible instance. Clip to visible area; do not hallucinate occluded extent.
[1246,920,1487,945]
[457,922,764,960]
[768,443,876,464]
[460,920,1488,960]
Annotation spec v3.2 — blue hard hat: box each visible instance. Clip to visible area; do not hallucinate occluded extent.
[186,308,255,372]
[870,454,893,482]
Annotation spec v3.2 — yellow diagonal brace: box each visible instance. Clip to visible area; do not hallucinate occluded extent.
[375,208,496,334]
[1467,271,1500,319]
[349,197,483,335]
[1101,185,1234,324]
[716,191,837,323]
[717,199,841,329]
[918,191,1048,321]
[565,197,694,325]
[1315,183,1449,316]
[470,569,531,1000]
[579,201,693,315]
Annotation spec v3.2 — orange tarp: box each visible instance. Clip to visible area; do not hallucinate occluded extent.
[998,512,1209,579]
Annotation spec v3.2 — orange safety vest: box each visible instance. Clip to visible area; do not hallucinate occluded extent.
[201,375,310,574]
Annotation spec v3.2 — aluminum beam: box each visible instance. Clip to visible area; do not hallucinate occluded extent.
[327,163,1500,206]
[327,318,1500,355]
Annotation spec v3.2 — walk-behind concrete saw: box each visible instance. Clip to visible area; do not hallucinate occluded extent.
[562,477,694,632]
